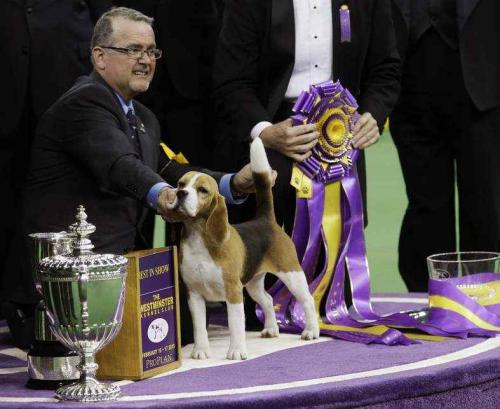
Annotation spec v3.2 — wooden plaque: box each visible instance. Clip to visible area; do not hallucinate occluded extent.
[97,247,182,380]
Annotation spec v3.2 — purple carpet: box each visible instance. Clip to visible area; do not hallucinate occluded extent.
[0,293,499,408]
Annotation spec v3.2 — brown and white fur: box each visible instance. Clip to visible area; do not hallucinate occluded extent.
[164,138,320,360]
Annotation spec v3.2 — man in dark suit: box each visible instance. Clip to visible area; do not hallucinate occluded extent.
[3,6,254,348]
[0,0,112,317]
[390,0,500,292]
[213,0,401,325]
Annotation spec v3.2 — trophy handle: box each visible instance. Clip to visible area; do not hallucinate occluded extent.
[76,265,90,338]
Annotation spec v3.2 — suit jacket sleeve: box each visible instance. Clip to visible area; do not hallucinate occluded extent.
[357,0,401,128]
[55,84,164,201]
[213,0,271,143]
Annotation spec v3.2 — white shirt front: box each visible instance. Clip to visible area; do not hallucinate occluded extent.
[251,0,333,139]
[285,0,333,99]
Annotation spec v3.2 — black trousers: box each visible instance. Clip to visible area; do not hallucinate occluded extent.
[390,29,500,292]
[0,97,37,306]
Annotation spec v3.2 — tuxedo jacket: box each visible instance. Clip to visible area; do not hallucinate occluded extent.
[0,0,112,137]
[392,0,500,111]
[213,0,401,155]
[22,72,223,254]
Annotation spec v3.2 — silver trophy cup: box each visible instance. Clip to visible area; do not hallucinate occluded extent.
[27,232,80,388]
[39,206,128,402]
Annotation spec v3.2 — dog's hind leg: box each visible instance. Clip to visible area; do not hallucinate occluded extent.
[188,291,211,359]
[246,273,279,338]
[275,271,320,340]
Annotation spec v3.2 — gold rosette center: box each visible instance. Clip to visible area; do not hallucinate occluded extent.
[315,107,351,159]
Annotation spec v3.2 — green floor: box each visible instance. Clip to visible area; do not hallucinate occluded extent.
[154,130,409,293]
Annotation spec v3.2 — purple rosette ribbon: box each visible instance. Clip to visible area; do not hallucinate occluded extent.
[256,80,500,344]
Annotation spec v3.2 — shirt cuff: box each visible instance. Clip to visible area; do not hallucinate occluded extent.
[250,121,273,140]
[219,174,247,205]
[146,182,171,210]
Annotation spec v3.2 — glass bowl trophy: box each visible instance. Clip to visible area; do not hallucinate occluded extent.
[27,232,80,388]
[38,206,128,402]
[427,251,500,304]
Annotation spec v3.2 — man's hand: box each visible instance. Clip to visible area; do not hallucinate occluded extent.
[352,112,380,149]
[260,119,319,162]
[231,164,278,194]
[157,187,177,214]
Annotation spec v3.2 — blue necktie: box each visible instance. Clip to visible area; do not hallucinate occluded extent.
[126,108,142,155]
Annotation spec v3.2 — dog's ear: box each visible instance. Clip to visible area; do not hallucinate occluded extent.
[205,193,229,247]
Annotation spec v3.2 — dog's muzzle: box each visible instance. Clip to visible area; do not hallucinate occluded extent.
[177,189,188,200]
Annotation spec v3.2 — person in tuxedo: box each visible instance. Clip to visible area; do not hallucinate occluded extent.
[390,0,500,292]
[213,0,401,326]
[0,0,112,318]
[3,6,255,348]
[213,0,400,231]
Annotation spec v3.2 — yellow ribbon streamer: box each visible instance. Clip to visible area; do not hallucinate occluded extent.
[314,180,342,314]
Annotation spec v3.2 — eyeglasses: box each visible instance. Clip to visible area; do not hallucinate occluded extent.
[100,46,162,60]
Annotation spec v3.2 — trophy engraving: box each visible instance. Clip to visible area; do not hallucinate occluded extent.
[38,206,128,402]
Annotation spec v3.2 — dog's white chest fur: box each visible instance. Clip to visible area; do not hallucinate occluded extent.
[180,229,226,302]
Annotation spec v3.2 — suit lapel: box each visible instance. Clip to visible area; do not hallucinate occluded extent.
[270,0,294,56]
[268,0,295,114]
[331,0,354,80]
[457,0,480,30]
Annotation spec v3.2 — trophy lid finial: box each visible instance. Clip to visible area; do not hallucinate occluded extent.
[69,205,96,254]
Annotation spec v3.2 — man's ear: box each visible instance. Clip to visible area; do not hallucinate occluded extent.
[92,47,106,70]
[205,194,229,247]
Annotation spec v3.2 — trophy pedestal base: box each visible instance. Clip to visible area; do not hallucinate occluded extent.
[26,378,75,390]
[55,379,120,402]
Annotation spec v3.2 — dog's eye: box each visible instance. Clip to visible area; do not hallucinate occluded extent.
[178,182,185,188]
[198,187,208,194]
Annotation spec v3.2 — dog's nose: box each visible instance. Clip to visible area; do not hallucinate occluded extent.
[177,189,188,200]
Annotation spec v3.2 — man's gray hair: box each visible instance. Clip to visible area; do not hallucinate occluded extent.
[91,7,154,48]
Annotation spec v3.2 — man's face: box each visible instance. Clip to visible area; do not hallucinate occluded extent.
[94,18,156,100]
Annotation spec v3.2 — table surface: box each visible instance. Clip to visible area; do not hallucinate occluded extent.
[0,293,499,409]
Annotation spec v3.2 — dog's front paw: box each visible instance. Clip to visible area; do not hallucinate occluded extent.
[191,345,210,359]
[226,346,248,360]
[301,327,320,340]
[261,325,279,338]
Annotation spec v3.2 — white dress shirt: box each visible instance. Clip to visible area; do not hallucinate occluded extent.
[251,0,333,139]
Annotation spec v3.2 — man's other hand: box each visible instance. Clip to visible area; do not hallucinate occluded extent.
[260,119,319,162]
[352,112,380,149]
[232,164,277,194]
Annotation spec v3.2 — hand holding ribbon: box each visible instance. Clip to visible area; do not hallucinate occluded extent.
[260,119,319,163]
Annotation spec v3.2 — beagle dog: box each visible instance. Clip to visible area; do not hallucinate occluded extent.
[164,138,319,360]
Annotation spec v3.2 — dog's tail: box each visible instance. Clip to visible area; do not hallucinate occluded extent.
[250,137,275,220]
